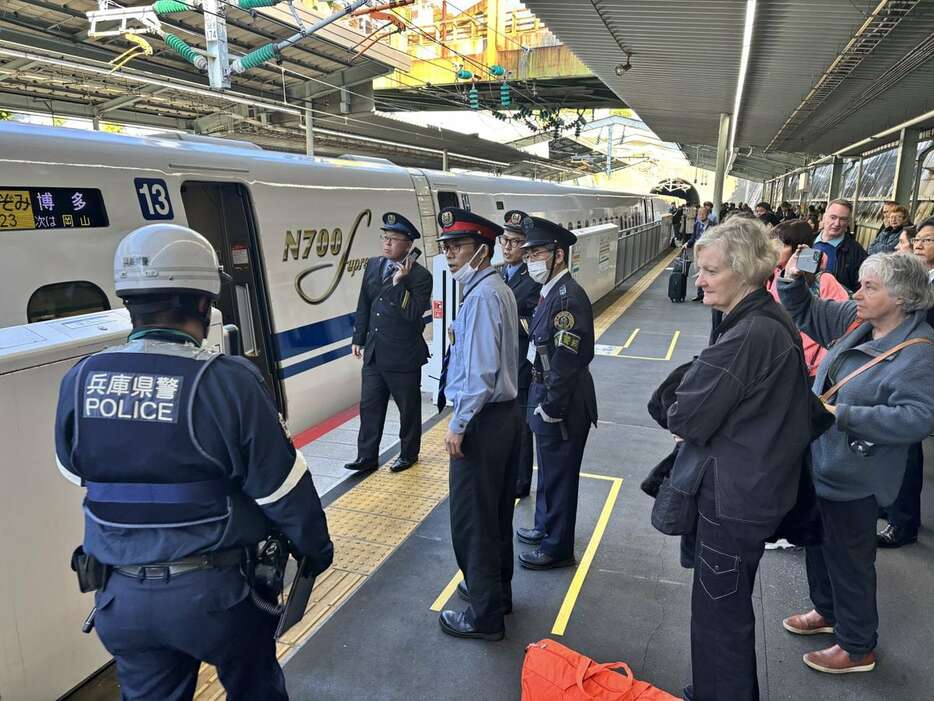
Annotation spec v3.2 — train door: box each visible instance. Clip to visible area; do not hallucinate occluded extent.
[179,181,283,411]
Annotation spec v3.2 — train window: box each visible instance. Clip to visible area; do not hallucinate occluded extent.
[437,191,459,209]
[27,281,110,323]
[495,201,504,210]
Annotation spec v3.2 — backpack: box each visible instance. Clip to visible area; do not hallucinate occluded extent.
[521,639,680,701]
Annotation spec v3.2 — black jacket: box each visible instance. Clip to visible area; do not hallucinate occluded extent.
[503,263,541,389]
[527,273,598,435]
[825,232,868,292]
[351,257,432,372]
[666,289,813,528]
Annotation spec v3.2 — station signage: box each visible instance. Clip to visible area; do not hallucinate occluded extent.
[0,187,109,231]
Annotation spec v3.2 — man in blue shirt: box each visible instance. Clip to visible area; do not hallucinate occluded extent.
[435,208,520,641]
[813,199,868,291]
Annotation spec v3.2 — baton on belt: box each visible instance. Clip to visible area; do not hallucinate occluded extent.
[535,345,568,441]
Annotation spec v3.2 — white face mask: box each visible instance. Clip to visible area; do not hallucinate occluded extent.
[450,244,485,283]
[527,256,553,284]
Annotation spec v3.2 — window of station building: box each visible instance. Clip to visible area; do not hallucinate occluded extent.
[27,281,110,323]
[495,200,504,210]
[437,191,459,210]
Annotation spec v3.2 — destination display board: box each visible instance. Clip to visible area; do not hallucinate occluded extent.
[0,187,109,231]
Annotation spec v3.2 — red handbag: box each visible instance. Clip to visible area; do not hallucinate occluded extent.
[521,639,680,701]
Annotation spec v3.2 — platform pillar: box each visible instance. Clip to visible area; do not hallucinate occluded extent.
[828,156,843,201]
[305,109,314,157]
[713,112,731,212]
[893,126,919,205]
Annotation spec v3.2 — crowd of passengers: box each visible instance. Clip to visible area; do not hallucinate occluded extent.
[654,200,934,700]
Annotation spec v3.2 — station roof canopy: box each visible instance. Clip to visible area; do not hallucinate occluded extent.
[522,0,934,174]
[0,0,578,178]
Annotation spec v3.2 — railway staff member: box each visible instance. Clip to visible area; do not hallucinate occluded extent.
[501,210,542,498]
[516,217,597,570]
[54,224,333,700]
[435,208,520,641]
[346,212,432,473]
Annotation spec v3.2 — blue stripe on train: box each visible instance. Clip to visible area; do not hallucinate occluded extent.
[273,312,356,361]
[279,344,353,380]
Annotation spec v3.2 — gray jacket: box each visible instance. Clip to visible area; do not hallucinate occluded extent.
[777,276,934,504]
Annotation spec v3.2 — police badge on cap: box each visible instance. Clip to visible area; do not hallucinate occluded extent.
[510,212,523,225]
[440,210,454,227]
[386,213,396,225]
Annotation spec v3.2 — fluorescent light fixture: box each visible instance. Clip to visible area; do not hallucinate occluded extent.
[729,0,757,154]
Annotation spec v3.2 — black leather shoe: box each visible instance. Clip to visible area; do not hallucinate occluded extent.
[519,549,575,570]
[344,459,377,472]
[877,522,918,548]
[390,457,416,473]
[438,610,504,641]
[516,527,545,544]
[456,581,512,614]
[691,295,703,302]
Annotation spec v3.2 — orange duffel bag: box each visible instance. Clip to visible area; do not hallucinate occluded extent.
[521,639,681,701]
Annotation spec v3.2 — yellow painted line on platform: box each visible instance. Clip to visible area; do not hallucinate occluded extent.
[431,570,465,612]
[594,251,678,341]
[621,328,640,350]
[663,330,681,360]
[551,476,623,636]
[613,329,682,362]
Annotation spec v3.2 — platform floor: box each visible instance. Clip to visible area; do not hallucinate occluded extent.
[73,255,934,701]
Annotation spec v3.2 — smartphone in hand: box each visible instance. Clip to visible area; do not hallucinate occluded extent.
[406,246,422,265]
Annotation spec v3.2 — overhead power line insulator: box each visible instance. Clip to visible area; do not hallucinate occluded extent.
[456,69,473,80]
[164,33,208,70]
[238,0,281,8]
[489,64,505,77]
[152,0,190,15]
[468,86,479,110]
[500,83,511,108]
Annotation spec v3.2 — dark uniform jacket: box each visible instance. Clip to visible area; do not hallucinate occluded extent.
[527,273,598,436]
[504,263,541,389]
[54,331,333,569]
[666,290,813,528]
[352,257,432,372]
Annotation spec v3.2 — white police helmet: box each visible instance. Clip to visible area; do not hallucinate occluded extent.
[114,224,227,299]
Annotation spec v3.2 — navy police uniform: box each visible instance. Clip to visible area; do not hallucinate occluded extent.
[55,328,333,700]
[351,212,432,468]
[501,210,542,498]
[521,218,598,565]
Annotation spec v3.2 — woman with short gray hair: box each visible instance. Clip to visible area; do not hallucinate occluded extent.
[778,251,934,676]
[664,217,814,700]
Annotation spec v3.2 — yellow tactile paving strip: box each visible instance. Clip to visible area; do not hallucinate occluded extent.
[192,421,451,700]
[193,254,674,699]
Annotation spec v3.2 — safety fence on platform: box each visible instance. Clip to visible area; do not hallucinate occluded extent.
[615,220,671,287]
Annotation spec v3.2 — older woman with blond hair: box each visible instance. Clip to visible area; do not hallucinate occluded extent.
[778,251,934,675]
[664,217,815,701]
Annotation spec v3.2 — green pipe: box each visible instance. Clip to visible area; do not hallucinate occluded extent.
[153,0,189,15]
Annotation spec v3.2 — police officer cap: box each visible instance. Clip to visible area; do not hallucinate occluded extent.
[520,216,578,250]
[437,207,503,244]
[380,211,420,240]
[502,209,530,234]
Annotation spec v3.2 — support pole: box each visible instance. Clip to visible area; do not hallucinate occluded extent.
[712,112,731,211]
[442,149,449,171]
[828,156,843,201]
[778,174,785,208]
[202,0,230,90]
[485,0,500,70]
[853,156,864,212]
[893,126,920,205]
[305,109,314,157]
[606,122,613,177]
[91,114,100,131]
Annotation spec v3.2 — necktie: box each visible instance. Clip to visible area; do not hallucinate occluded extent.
[436,348,451,413]
[383,260,394,282]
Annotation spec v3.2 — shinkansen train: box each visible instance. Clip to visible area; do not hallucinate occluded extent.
[0,121,666,436]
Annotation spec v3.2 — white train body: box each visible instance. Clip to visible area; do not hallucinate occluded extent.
[0,121,663,437]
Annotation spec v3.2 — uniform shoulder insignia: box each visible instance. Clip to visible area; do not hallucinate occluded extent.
[554,330,580,353]
[553,310,575,330]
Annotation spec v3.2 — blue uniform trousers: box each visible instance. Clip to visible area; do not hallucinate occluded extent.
[882,442,923,534]
[533,425,590,559]
[94,566,287,701]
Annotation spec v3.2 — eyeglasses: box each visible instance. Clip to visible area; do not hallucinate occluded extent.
[497,235,524,249]
[380,234,408,244]
[915,237,934,246]
[523,248,553,262]
[440,241,477,254]
[825,215,850,224]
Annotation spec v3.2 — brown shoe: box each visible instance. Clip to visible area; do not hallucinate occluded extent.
[803,644,876,674]
[782,609,834,635]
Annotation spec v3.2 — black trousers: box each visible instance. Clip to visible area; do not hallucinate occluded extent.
[690,475,771,701]
[805,495,879,656]
[513,385,535,497]
[882,442,923,534]
[449,399,520,631]
[357,365,422,462]
[533,423,590,559]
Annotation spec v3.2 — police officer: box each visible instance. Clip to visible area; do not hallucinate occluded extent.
[346,212,432,473]
[500,210,541,498]
[54,224,333,700]
[516,218,598,570]
[435,208,520,641]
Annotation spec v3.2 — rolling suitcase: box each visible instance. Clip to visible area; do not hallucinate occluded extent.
[668,256,688,303]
